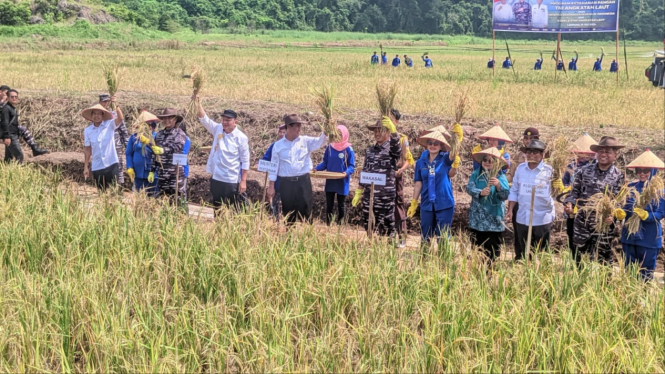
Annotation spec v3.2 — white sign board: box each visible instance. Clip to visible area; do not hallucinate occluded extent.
[257,160,278,174]
[360,172,386,186]
[172,154,188,166]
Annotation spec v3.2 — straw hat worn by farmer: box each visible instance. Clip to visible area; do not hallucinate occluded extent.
[407,130,461,247]
[126,110,160,196]
[150,108,188,208]
[194,96,250,213]
[391,108,416,247]
[81,102,125,191]
[618,150,665,281]
[505,139,556,261]
[267,114,328,225]
[564,136,625,266]
[0,85,49,157]
[351,116,401,238]
[561,133,597,251]
[472,124,512,172]
[98,94,130,185]
[466,147,510,265]
[257,123,287,220]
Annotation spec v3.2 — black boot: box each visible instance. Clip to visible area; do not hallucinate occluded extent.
[31,145,49,156]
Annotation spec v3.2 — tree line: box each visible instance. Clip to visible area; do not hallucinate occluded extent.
[1,0,662,41]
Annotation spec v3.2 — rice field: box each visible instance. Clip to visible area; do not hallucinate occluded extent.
[0,40,662,129]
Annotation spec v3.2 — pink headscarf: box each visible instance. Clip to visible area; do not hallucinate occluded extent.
[331,125,351,152]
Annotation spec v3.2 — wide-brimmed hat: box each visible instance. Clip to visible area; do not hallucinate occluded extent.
[156,108,183,123]
[519,139,547,153]
[98,94,111,102]
[523,127,540,137]
[626,149,665,169]
[81,104,113,122]
[479,125,513,143]
[421,125,451,139]
[284,114,307,126]
[472,147,507,165]
[137,110,160,123]
[366,118,385,131]
[589,136,625,152]
[416,131,451,151]
[571,133,597,154]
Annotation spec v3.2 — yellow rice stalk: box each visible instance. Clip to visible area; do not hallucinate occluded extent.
[129,110,158,161]
[583,184,637,233]
[185,69,205,126]
[487,158,503,179]
[548,136,574,197]
[103,63,120,110]
[375,80,398,119]
[449,91,469,157]
[625,175,665,236]
[311,83,340,142]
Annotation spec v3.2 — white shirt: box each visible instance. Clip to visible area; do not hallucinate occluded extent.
[84,119,119,171]
[199,115,250,183]
[531,3,548,28]
[508,161,556,226]
[269,133,328,181]
[494,1,514,22]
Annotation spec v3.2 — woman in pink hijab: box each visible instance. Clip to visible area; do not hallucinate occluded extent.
[315,125,356,225]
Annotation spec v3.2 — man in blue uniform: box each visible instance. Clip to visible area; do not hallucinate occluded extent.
[568,52,578,71]
[422,55,433,68]
[371,52,379,65]
[534,58,542,70]
[593,54,603,71]
[404,55,413,67]
[556,59,564,70]
[502,57,512,69]
[487,58,495,68]
[392,55,401,67]
[610,59,618,73]
[381,52,388,65]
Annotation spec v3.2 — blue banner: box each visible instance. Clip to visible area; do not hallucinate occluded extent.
[492,0,620,33]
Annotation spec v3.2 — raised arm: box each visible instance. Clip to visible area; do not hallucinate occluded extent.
[195,96,220,135]
[306,132,328,153]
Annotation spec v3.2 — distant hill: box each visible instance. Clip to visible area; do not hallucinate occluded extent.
[0,0,662,41]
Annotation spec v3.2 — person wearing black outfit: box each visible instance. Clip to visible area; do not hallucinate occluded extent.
[1,89,24,163]
[0,86,49,157]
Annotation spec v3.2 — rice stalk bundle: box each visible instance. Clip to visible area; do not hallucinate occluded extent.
[625,175,665,236]
[375,80,398,119]
[130,110,158,161]
[103,63,120,110]
[449,91,469,157]
[311,83,340,142]
[583,185,637,233]
[487,157,503,179]
[548,136,574,197]
[185,69,205,126]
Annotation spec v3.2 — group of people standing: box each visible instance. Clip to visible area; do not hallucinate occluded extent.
[488,52,619,72]
[371,52,433,68]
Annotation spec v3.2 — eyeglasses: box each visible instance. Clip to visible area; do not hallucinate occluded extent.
[596,148,615,154]
[481,157,493,163]
[427,140,440,146]
[525,149,542,154]
[635,169,651,174]
[8,95,17,99]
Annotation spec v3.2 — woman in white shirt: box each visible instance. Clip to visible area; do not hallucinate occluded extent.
[82,98,125,191]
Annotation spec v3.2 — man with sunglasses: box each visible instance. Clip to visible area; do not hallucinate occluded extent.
[0,87,49,158]
[1,89,27,163]
[565,136,625,266]
[506,139,556,261]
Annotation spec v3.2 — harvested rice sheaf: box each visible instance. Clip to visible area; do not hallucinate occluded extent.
[311,83,340,142]
[625,175,665,236]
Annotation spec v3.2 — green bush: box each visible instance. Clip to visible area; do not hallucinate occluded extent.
[0,1,30,26]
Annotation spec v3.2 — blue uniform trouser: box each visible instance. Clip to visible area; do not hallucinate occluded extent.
[420,207,454,242]
[134,177,158,197]
[622,244,660,281]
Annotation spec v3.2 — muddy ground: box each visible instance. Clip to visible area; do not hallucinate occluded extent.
[10,91,665,270]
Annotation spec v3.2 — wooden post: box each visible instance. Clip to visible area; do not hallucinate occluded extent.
[492,31,496,77]
[525,186,537,262]
[175,166,179,206]
[555,33,561,81]
[368,183,375,239]
[622,29,629,81]
[261,172,269,204]
[557,33,568,78]
[616,26,620,83]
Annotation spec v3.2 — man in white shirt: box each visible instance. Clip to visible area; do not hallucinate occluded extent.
[531,0,548,28]
[82,98,125,191]
[267,114,327,225]
[494,0,514,23]
[195,97,250,213]
[505,139,555,261]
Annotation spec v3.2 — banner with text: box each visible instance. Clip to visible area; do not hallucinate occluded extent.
[492,0,619,33]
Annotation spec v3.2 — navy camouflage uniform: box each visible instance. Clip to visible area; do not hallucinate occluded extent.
[512,0,532,25]
[114,120,129,184]
[152,127,187,207]
[360,133,401,237]
[565,162,625,265]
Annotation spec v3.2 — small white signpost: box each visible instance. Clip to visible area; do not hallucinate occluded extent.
[360,172,387,237]
[172,154,188,203]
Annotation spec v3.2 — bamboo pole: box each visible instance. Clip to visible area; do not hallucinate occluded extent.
[368,183,375,239]
[492,31,496,77]
[616,26,620,83]
[557,33,568,78]
[622,29,629,81]
[525,187,537,262]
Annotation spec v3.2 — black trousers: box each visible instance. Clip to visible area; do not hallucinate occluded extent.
[511,202,519,253]
[92,163,118,191]
[514,222,552,261]
[566,217,575,250]
[325,191,347,225]
[3,136,23,164]
[210,178,247,215]
[571,235,615,267]
[279,174,313,225]
[470,229,503,263]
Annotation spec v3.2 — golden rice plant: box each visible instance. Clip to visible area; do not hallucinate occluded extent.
[129,110,161,166]
[102,63,120,110]
[311,83,340,142]
[375,80,398,120]
[625,175,665,236]
[548,136,574,197]
[185,68,205,126]
[583,185,637,233]
[449,91,469,157]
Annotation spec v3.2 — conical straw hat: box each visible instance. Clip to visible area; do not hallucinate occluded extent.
[137,110,160,123]
[472,147,507,165]
[478,125,513,143]
[626,149,665,169]
[571,133,597,154]
[422,125,451,139]
[81,104,113,122]
[417,130,451,151]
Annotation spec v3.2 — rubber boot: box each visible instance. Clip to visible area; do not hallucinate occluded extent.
[31,145,49,156]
